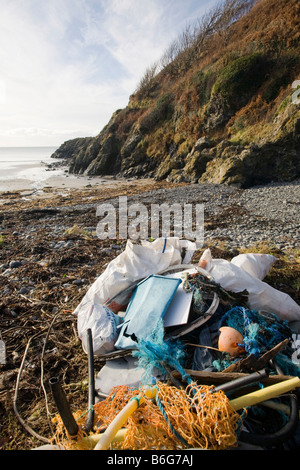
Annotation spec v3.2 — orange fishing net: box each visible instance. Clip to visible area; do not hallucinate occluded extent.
[51,382,243,450]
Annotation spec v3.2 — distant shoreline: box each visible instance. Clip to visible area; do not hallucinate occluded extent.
[0,146,158,193]
[0,146,60,191]
[0,171,142,193]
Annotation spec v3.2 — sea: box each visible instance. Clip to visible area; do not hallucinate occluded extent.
[0,146,65,191]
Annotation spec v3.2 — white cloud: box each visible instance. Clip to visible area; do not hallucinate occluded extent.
[0,0,218,147]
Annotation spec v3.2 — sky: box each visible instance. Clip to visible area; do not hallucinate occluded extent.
[0,0,219,148]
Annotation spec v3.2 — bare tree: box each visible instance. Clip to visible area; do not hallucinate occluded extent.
[161,24,198,75]
[192,3,224,58]
[136,0,257,87]
[214,0,255,45]
[160,39,180,70]
[135,62,158,97]
[159,0,257,77]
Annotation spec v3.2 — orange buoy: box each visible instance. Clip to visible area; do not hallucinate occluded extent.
[218,326,245,357]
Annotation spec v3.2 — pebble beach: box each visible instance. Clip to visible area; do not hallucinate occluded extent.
[0,173,299,258]
[124,179,300,251]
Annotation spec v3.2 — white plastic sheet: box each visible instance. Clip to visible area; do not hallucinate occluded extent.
[95,357,145,394]
[199,249,300,322]
[230,253,277,280]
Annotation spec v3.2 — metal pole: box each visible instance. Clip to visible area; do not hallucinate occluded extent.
[84,328,95,433]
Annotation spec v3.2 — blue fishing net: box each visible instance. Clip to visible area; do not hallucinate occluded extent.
[132,317,190,385]
[222,307,291,357]
[213,306,300,377]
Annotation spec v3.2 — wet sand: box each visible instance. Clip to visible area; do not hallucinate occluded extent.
[0,170,117,192]
[0,154,127,193]
[0,164,156,195]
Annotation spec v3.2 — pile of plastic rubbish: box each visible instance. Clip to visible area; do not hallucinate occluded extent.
[49,237,300,450]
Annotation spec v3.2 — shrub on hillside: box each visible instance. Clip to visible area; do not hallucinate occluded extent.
[139,93,174,132]
[212,52,270,110]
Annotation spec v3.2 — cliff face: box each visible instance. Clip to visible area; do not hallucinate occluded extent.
[52,0,300,188]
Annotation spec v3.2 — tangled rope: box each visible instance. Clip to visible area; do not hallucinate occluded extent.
[182,272,248,314]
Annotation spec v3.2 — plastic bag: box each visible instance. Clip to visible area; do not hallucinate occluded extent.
[95,356,164,395]
[199,249,300,322]
[95,357,145,395]
[74,237,196,315]
[230,253,277,280]
[77,304,122,356]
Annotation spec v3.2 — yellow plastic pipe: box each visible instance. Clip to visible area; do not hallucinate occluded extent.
[84,428,127,448]
[229,376,300,411]
[94,387,157,450]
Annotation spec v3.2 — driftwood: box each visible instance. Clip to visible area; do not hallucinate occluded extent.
[222,339,289,373]
[96,348,134,362]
